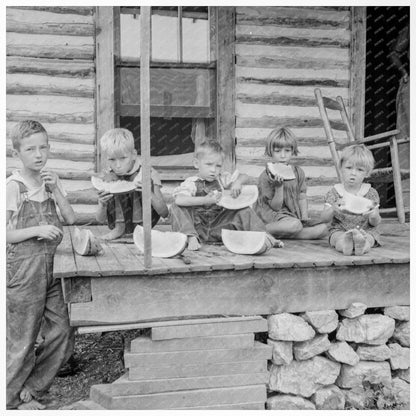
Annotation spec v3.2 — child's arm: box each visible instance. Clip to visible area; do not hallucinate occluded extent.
[367,207,382,227]
[41,170,75,224]
[269,182,284,211]
[298,193,309,221]
[175,192,220,207]
[6,210,63,244]
[151,185,169,218]
[96,190,113,223]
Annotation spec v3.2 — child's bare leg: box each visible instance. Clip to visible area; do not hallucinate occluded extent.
[100,222,125,241]
[331,230,354,255]
[291,223,328,240]
[266,217,303,238]
[187,236,201,251]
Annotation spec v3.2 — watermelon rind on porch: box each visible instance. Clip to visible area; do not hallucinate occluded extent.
[133,225,187,258]
[221,229,269,255]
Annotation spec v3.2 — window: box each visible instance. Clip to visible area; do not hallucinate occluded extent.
[95,6,235,175]
[117,6,215,167]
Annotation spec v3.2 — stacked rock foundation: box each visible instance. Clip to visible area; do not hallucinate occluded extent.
[266,304,410,410]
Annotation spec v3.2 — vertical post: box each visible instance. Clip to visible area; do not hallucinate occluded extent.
[350,7,366,139]
[95,6,116,171]
[216,7,236,172]
[140,7,152,267]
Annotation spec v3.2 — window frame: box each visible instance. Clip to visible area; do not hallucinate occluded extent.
[95,6,235,174]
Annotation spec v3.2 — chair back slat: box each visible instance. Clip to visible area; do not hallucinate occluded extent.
[322,96,343,111]
[336,96,356,142]
[314,88,342,180]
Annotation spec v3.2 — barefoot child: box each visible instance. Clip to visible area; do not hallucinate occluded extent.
[322,144,381,255]
[95,128,168,240]
[254,127,328,239]
[6,120,75,409]
[170,140,281,250]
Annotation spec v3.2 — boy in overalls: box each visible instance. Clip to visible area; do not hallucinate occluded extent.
[6,120,75,409]
[95,128,168,240]
[170,140,281,250]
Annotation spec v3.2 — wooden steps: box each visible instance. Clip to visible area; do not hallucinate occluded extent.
[87,316,271,409]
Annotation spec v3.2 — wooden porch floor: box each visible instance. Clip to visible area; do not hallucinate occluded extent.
[54,223,409,279]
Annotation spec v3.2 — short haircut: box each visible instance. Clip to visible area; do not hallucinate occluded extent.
[194,140,224,159]
[10,120,47,150]
[339,144,375,173]
[100,128,135,156]
[265,126,299,157]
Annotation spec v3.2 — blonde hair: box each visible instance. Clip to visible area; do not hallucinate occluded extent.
[10,120,47,150]
[339,144,375,173]
[100,128,135,156]
[265,127,299,157]
[194,140,224,159]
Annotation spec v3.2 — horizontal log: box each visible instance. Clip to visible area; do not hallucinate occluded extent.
[236,102,342,121]
[237,93,323,107]
[236,145,332,160]
[236,55,349,70]
[237,116,346,131]
[237,77,348,88]
[236,34,349,49]
[7,73,95,98]
[7,95,94,124]
[10,6,94,16]
[61,179,94,193]
[7,8,94,36]
[236,44,349,61]
[236,6,350,28]
[235,127,348,142]
[7,157,94,180]
[237,25,350,42]
[7,33,94,59]
[238,163,337,180]
[67,189,98,205]
[237,155,333,168]
[72,204,99,225]
[6,121,95,145]
[236,84,349,101]
[7,56,94,78]
[6,139,95,162]
[237,66,349,83]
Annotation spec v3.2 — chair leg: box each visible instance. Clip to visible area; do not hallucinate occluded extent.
[390,137,406,223]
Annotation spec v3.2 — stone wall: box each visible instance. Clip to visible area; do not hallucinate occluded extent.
[265,303,410,410]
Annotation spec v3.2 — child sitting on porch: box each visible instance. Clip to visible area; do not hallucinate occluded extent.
[95,128,168,240]
[170,140,281,250]
[254,127,328,239]
[322,144,381,255]
[6,120,75,410]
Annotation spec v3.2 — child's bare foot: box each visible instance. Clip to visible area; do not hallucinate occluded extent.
[353,229,371,255]
[100,223,125,241]
[336,230,353,255]
[17,399,46,410]
[266,234,284,248]
[187,236,201,251]
[19,386,32,403]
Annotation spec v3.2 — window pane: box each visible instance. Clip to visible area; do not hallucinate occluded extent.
[182,8,209,63]
[152,11,178,61]
[120,13,140,60]
[120,67,215,109]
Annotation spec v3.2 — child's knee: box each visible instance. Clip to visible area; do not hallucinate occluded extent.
[291,219,303,234]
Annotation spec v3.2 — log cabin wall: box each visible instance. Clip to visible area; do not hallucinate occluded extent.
[6,6,97,223]
[234,6,351,212]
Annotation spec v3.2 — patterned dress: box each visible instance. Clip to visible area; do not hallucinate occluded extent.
[325,183,381,245]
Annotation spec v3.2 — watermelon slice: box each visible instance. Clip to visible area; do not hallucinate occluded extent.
[73,227,103,256]
[133,225,187,258]
[339,192,378,215]
[267,162,296,180]
[217,185,259,210]
[91,176,140,194]
[221,229,270,255]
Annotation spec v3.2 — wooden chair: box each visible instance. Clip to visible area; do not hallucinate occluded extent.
[314,88,410,223]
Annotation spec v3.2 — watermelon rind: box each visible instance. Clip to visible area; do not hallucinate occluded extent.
[91,176,140,194]
[267,162,296,180]
[73,227,102,256]
[221,229,268,255]
[339,192,377,215]
[217,185,258,210]
[133,225,187,258]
